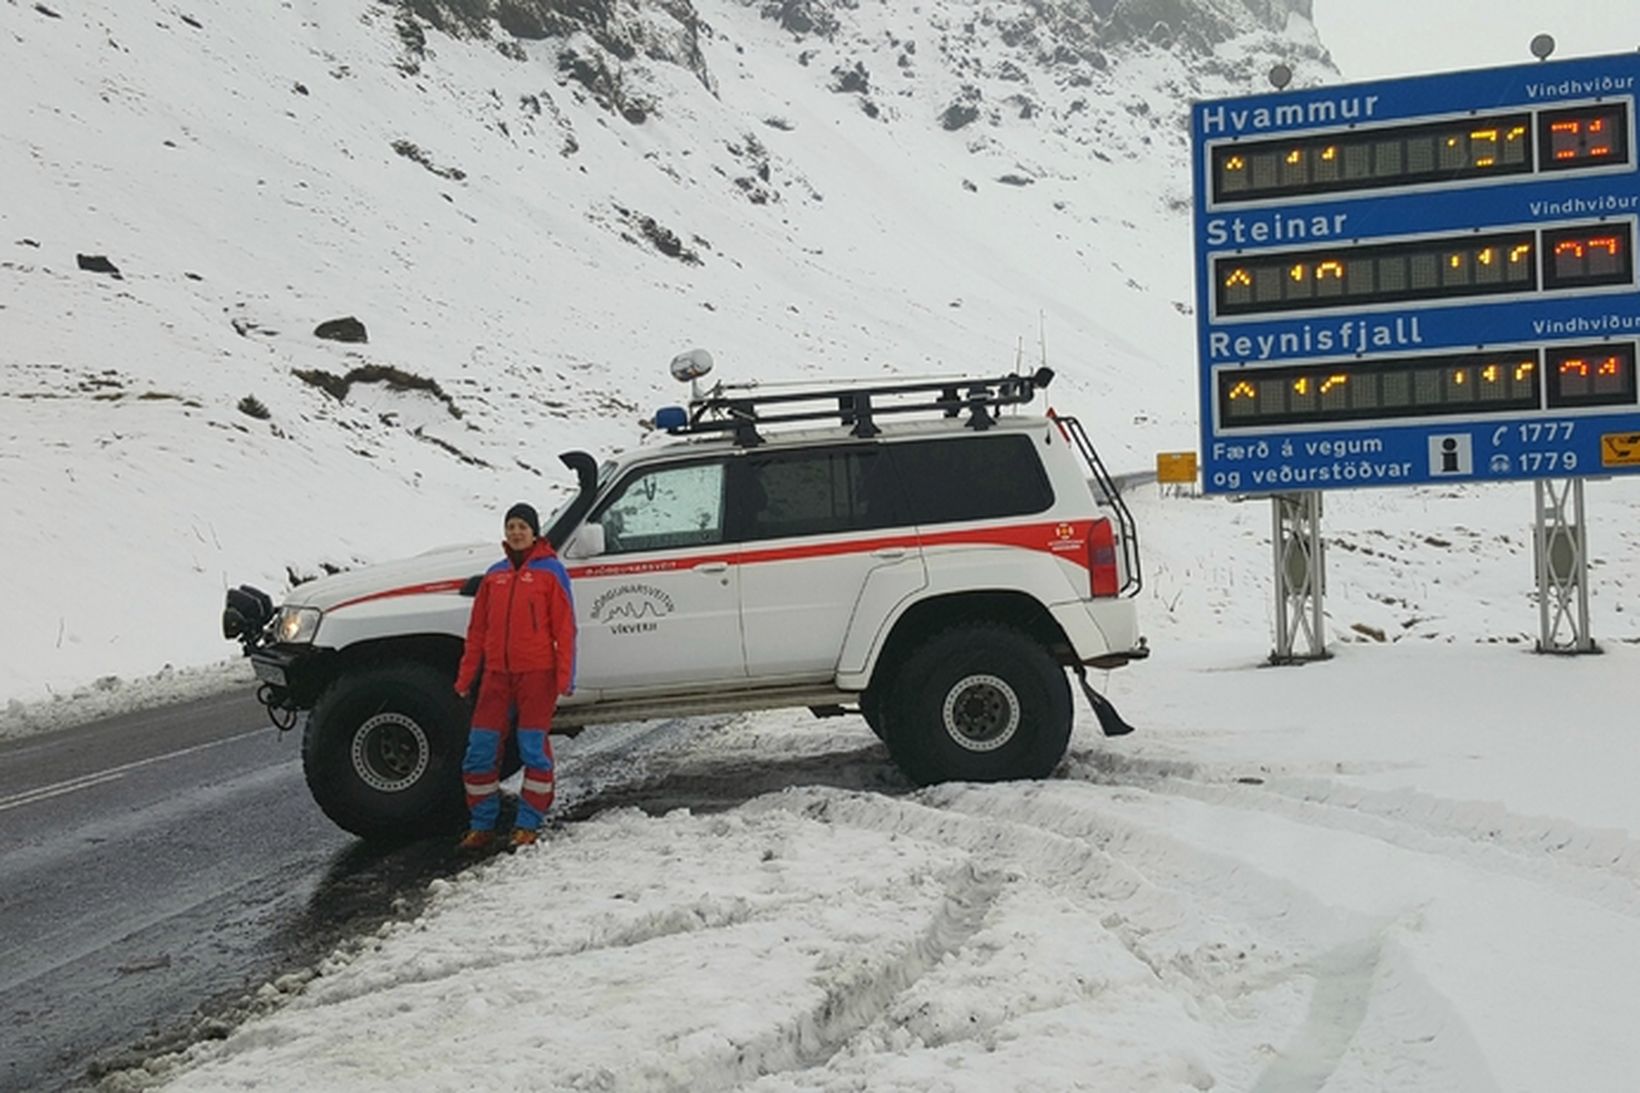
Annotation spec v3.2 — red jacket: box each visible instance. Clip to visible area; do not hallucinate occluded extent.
[456,538,577,696]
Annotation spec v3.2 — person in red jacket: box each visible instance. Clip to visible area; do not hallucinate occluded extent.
[454,502,576,852]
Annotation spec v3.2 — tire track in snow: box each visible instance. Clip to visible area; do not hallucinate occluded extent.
[756,783,1498,1092]
[711,861,1005,1086]
[1060,747,1640,918]
[1246,935,1382,1093]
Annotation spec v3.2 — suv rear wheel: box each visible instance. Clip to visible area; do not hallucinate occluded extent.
[883,623,1072,785]
[303,663,470,840]
[859,685,888,742]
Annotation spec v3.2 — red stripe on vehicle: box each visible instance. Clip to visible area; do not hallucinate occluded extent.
[328,518,1102,603]
[564,520,1096,580]
[332,521,1103,605]
[919,522,1093,569]
[330,578,470,612]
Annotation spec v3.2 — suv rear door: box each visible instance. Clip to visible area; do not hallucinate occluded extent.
[731,444,926,681]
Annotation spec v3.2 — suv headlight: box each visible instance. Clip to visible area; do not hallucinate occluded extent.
[274,605,323,645]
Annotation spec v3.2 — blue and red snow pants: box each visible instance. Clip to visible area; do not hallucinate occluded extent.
[462,669,556,831]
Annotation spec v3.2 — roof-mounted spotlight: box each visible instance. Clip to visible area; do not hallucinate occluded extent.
[670,347,714,384]
[655,348,715,433]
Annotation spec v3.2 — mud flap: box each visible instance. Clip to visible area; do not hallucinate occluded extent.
[1072,664,1136,737]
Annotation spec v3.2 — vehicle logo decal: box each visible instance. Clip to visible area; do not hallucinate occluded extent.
[1050,521,1088,553]
[589,583,675,635]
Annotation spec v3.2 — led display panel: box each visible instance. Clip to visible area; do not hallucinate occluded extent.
[1215,231,1537,316]
[1538,104,1631,172]
[1541,223,1635,291]
[1545,342,1638,408]
[1211,112,1534,204]
[1218,349,1541,429]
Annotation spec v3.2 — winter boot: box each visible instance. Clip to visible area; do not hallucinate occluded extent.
[458,828,497,854]
[508,828,539,850]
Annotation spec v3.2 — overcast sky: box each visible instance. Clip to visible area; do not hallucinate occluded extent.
[1310,0,1640,80]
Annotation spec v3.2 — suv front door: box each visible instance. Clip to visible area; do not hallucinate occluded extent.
[572,458,745,693]
[731,445,926,681]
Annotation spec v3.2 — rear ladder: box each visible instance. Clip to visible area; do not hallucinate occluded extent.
[1052,412,1142,596]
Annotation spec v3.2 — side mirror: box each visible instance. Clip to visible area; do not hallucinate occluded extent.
[563,522,606,559]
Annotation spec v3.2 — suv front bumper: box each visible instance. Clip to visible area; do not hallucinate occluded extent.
[248,644,327,707]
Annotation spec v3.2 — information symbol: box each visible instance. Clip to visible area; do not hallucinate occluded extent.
[1428,434,1474,476]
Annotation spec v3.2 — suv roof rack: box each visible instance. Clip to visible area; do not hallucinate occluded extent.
[666,367,1055,446]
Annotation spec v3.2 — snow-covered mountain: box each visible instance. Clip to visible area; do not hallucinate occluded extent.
[0,0,1330,707]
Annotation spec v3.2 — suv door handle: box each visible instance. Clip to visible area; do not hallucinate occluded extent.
[694,561,729,574]
[872,547,909,560]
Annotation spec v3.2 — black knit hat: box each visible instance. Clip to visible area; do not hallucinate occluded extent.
[504,502,540,537]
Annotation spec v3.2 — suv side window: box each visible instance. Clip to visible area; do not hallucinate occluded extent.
[591,461,727,554]
[731,446,905,541]
[890,435,1053,524]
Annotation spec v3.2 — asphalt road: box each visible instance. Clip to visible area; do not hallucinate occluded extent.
[0,692,472,1093]
[0,687,703,1093]
[3,692,372,1083]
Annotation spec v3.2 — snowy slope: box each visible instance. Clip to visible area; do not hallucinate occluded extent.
[2,0,1324,711]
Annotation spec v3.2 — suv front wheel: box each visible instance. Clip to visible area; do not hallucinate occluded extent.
[883,623,1072,785]
[302,663,470,840]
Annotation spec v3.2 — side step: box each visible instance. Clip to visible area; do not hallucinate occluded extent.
[554,683,856,731]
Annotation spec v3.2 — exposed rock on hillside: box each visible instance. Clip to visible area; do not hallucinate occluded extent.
[314,317,370,344]
[392,0,715,115]
[1104,0,1313,52]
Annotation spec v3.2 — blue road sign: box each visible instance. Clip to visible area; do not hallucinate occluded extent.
[1192,52,1640,494]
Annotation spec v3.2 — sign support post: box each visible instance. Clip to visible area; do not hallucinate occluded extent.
[1533,478,1595,652]
[1271,490,1327,662]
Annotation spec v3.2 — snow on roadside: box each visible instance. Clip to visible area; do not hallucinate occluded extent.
[0,657,253,744]
[112,624,1640,1093]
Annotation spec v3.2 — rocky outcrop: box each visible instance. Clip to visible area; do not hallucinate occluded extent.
[314,316,369,344]
[392,0,714,113]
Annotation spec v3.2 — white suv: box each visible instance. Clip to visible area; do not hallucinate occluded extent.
[222,368,1147,840]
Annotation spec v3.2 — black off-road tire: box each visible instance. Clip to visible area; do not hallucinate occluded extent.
[303,663,470,841]
[859,686,888,741]
[883,623,1072,786]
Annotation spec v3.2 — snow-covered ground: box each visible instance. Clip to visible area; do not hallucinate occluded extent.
[107,482,1640,1092]
[7,0,1640,1089]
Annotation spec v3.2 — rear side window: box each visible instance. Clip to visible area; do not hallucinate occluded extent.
[889,435,1053,524]
[733,447,906,541]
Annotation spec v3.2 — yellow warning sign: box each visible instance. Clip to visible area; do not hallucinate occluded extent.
[1156,451,1199,483]
[1602,432,1640,466]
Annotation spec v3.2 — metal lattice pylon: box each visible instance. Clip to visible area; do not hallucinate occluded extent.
[1533,478,1594,654]
[1272,491,1327,662]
